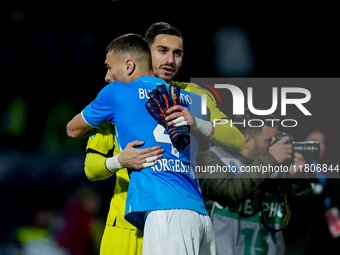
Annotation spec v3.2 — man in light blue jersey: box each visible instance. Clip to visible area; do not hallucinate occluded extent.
[67,33,215,255]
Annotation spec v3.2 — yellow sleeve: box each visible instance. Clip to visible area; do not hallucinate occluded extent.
[85,153,111,181]
[84,123,135,230]
[170,81,245,151]
[84,122,120,181]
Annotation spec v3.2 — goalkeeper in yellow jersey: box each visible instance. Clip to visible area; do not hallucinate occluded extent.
[84,22,245,255]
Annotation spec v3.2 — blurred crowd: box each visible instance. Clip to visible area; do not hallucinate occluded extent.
[0,184,105,255]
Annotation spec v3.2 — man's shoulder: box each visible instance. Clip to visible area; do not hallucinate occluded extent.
[134,76,167,85]
[170,80,198,91]
[209,146,245,170]
[99,81,124,94]
[170,81,214,100]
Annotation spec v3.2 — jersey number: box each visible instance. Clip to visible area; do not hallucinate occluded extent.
[241,228,269,255]
[153,124,179,158]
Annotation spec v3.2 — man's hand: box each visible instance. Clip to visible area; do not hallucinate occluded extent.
[145,85,190,151]
[165,105,195,127]
[118,140,164,170]
[268,136,293,164]
[165,105,214,138]
[289,152,306,175]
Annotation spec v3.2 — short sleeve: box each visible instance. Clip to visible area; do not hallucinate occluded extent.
[82,84,116,128]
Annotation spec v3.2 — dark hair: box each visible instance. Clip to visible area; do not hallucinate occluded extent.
[144,22,184,48]
[106,33,151,57]
[233,108,278,137]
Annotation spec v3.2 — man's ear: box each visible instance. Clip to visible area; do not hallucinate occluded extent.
[126,59,135,75]
[243,134,254,150]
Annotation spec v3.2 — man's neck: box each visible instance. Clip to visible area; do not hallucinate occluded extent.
[128,69,155,82]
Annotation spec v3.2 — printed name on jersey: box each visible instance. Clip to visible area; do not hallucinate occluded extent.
[215,199,284,221]
[138,88,192,105]
[151,158,190,173]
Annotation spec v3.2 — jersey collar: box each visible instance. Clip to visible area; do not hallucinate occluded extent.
[135,76,167,85]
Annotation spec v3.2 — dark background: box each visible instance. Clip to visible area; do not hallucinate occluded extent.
[0,0,339,250]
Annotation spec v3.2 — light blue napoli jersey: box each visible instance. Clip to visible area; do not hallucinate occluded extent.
[82,76,208,230]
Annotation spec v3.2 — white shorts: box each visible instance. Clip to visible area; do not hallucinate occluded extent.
[143,209,215,255]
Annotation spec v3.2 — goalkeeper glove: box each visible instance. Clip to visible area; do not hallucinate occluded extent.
[145,84,190,151]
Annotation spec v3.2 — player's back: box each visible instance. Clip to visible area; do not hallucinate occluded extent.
[115,77,208,230]
[82,76,208,230]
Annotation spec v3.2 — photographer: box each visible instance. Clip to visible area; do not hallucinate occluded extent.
[199,109,314,255]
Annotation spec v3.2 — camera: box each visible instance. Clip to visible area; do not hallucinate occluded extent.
[272,131,320,160]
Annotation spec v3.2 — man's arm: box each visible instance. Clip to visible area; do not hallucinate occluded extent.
[84,124,164,181]
[288,152,314,204]
[85,142,164,181]
[85,153,112,181]
[199,151,277,206]
[165,105,214,136]
[199,137,293,205]
[166,105,246,151]
[167,81,245,151]
[67,113,93,138]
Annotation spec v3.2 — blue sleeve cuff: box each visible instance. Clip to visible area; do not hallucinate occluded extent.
[81,107,103,129]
